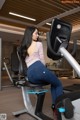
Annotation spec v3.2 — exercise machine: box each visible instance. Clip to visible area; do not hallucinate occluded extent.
[3,46,53,120]
[47,18,80,120]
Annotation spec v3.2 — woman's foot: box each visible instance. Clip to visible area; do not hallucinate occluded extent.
[63,98,74,119]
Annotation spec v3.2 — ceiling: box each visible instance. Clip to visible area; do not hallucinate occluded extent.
[0,0,80,42]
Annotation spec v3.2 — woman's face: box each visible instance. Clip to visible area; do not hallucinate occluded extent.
[32,29,39,41]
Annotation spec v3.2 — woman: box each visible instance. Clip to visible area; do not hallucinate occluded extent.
[20,26,74,120]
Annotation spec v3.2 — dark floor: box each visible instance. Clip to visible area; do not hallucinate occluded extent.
[0,76,80,120]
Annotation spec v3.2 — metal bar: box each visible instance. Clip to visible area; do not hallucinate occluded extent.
[37,7,80,27]
[59,47,80,77]
[3,62,13,83]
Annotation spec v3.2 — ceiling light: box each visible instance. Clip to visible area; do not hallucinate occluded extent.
[9,12,36,21]
[46,23,51,26]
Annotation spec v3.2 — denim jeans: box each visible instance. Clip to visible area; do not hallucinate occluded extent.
[27,61,63,104]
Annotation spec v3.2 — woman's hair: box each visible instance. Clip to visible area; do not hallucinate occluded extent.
[20,26,38,59]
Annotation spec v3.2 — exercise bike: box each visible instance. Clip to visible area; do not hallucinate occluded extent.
[47,18,80,120]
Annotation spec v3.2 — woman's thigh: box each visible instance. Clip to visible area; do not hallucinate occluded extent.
[27,61,61,86]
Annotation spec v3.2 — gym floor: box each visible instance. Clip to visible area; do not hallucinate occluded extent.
[0,76,80,120]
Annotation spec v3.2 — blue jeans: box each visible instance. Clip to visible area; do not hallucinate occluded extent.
[27,61,63,104]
